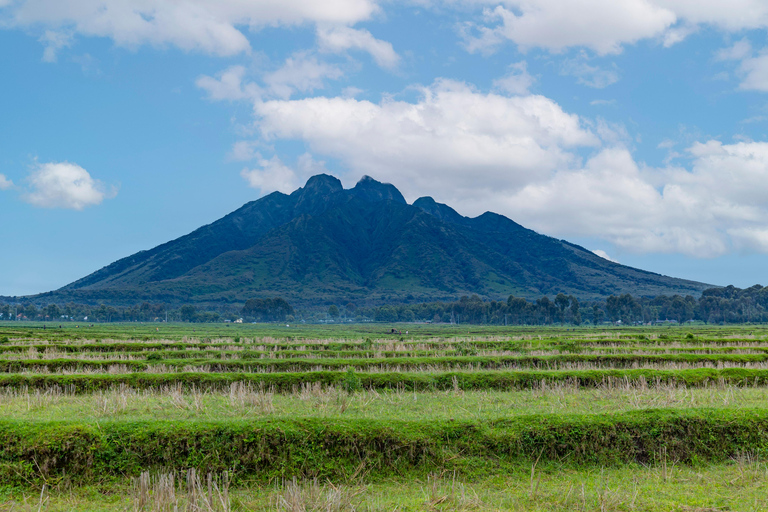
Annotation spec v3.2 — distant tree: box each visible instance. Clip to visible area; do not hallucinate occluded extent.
[179,305,197,322]
[45,304,61,320]
[592,304,604,324]
[24,304,38,320]
[328,305,340,318]
[242,297,294,321]
[569,296,581,325]
[554,293,569,319]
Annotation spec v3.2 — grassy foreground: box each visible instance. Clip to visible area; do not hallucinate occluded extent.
[3,323,768,510]
[3,461,768,511]
[1,383,766,422]
[3,409,768,484]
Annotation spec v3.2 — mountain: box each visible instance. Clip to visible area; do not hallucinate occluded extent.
[30,174,710,306]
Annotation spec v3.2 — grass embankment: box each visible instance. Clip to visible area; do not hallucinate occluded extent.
[6,352,768,374]
[6,342,768,358]
[1,382,765,422]
[3,408,768,486]
[4,367,768,392]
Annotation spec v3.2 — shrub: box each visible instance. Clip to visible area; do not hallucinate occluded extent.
[343,368,361,394]
[454,342,478,357]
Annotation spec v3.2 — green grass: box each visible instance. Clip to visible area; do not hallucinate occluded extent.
[4,460,768,511]
[5,367,768,393]
[2,322,768,509]
[3,408,768,486]
[1,383,766,423]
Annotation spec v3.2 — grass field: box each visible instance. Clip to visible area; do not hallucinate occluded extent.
[2,321,768,510]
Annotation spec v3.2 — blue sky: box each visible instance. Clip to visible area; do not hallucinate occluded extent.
[3,0,768,296]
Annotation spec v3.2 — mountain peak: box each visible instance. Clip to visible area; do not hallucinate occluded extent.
[302,174,343,194]
[351,175,406,204]
[413,196,467,225]
[291,174,344,214]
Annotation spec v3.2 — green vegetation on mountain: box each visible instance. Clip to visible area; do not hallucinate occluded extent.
[29,174,708,307]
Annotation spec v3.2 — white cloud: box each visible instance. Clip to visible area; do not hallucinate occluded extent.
[657,0,768,32]
[560,55,619,88]
[2,0,379,56]
[739,53,768,92]
[39,29,72,62]
[592,249,618,263]
[241,155,298,193]
[229,140,259,161]
[256,78,599,195]
[661,23,697,47]
[711,39,768,92]
[23,162,112,210]
[497,141,768,257]
[240,152,326,193]
[244,76,768,257]
[716,38,752,61]
[0,174,13,190]
[263,53,343,99]
[196,65,260,101]
[197,54,342,103]
[492,61,534,94]
[463,0,676,55]
[317,25,399,69]
[460,0,768,55]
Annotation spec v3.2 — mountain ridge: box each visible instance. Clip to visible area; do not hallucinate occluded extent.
[23,174,710,307]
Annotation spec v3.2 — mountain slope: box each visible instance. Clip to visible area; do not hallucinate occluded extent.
[36,174,710,306]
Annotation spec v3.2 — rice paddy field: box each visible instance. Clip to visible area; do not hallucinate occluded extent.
[2,322,768,511]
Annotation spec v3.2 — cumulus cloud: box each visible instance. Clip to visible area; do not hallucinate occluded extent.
[1,0,379,56]
[197,54,343,102]
[241,155,298,193]
[236,76,768,257]
[317,25,399,69]
[497,141,768,257]
[196,65,260,101]
[461,0,768,55]
[492,61,535,94]
[256,79,598,196]
[263,53,343,99]
[23,162,113,210]
[463,0,676,55]
[712,39,768,92]
[738,53,768,92]
[0,174,13,190]
[240,152,326,193]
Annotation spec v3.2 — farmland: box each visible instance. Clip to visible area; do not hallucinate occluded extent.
[2,322,768,510]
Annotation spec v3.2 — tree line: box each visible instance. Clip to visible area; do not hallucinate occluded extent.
[361,285,768,325]
[3,285,768,325]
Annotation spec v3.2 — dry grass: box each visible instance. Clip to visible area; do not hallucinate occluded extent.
[132,469,230,512]
[271,477,362,512]
[228,381,274,413]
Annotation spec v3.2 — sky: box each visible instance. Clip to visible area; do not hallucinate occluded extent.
[3,1,768,296]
